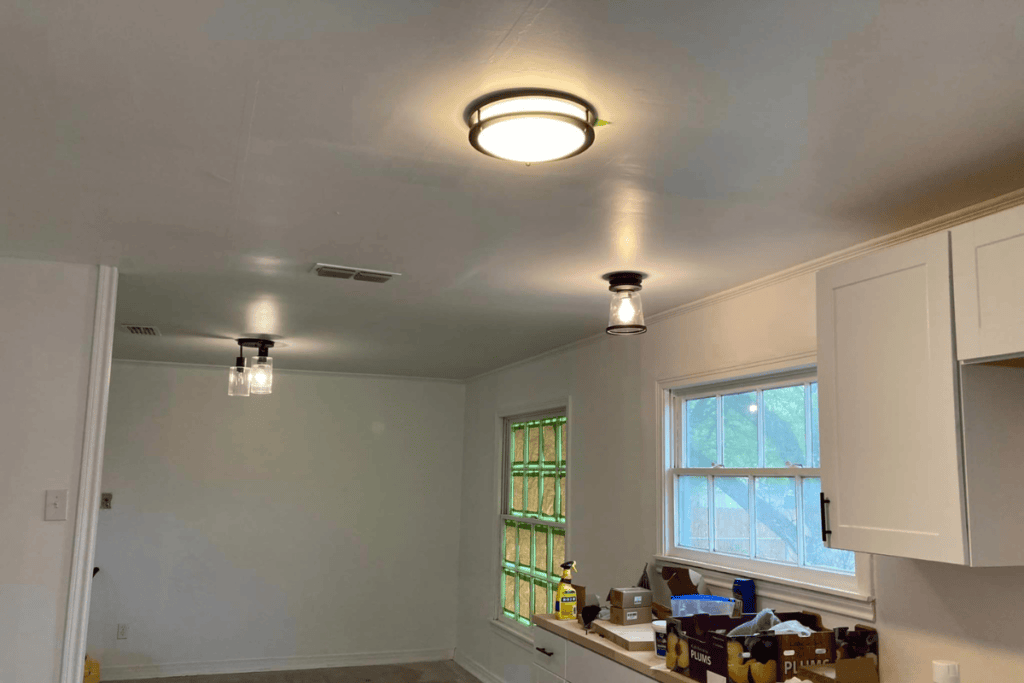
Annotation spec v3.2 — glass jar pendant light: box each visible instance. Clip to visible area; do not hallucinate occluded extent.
[227,342,250,397]
[603,271,647,335]
[231,338,276,396]
[249,352,273,395]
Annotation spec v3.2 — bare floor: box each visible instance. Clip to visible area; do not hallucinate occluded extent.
[116,661,480,683]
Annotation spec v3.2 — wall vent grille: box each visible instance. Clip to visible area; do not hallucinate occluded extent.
[312,263,400,283]
[121,325,161,336]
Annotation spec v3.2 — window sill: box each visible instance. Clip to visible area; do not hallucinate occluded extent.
[654,554,876,622]
[490,617,535,651]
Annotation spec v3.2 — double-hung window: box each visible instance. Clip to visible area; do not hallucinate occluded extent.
[499,412,568,628]
[662,370,867,597]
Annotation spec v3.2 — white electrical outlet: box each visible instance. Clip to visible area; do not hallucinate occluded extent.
[117,623,128,640]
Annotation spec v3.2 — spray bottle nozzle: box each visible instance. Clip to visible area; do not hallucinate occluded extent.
[560,561,576,573]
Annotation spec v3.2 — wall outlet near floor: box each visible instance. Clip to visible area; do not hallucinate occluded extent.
[100,493,113,509]
[116,623,128,640]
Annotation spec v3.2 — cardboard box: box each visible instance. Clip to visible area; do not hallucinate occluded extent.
[609,587,653,609]
[84,655,100,683]
[667,611,836,683]
[610,605,653,625]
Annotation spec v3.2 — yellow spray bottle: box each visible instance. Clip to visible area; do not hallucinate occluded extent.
[555,561,577,620]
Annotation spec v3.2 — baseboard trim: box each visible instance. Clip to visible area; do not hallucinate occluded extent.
[101,647,455,681]
[454,650,503,683]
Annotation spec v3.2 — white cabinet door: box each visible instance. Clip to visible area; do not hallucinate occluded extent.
[817,231,968,564]
[564,641,650,683]
[952,203,1024,360]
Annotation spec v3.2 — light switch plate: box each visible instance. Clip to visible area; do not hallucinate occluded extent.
[45,490,68,521]
[100,493,113,510]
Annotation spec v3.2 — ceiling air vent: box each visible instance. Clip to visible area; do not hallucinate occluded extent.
[121,325,161,336]
[312,263,400,284]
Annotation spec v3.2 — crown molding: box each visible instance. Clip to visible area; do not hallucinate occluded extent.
[647,186,1024,326]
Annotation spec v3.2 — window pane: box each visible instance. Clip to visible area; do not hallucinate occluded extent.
[676,476,710,550]
[559,423,568,466]
[526,474,539,515]
[542,474,556,517]
[552,529,565,570]
[534,580,549,615]
[558,474,566,521]
[518,576,532,622]
[503,571,516,615]
[543,424,557,462]
[686,396,717,466]
[504,521,516,564]
[518,525,532,567]
[511,473,524,513]
[755,477,798,564]
[764,385,806,467]
[513,427,525,462]
[535,526,549,574]
[802,478,856,573]
[528,425,540,462]
[723,392,758,467]
[714,476,750,556]
[810,383,820,468]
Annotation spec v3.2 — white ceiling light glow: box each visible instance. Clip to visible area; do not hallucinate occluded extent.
[468,93,596,163]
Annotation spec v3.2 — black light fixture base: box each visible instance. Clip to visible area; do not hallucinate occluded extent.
[602,271,645,291]
[606,324,648,336]
[237,338,276,356]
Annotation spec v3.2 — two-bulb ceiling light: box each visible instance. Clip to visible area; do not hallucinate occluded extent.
[228,338,275,397]
[604,272,647,335]
[468,92,597,163]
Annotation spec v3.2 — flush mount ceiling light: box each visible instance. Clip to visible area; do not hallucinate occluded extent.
[229,338,276,397]
[468,91,597,163]
[603,271,647,336]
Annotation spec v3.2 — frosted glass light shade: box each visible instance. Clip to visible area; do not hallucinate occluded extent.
[249,356,273,395]
[227,363,250,397]
[606,290,646,335]
[469,94,595,163]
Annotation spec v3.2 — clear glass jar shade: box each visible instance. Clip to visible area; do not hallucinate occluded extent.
[606,289,646,334]
[227,364,250,397]
[250,357,273,395]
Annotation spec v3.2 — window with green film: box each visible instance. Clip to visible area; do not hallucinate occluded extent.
[500,414,567,627]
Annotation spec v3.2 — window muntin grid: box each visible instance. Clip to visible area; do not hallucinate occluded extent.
[500,415,567,626]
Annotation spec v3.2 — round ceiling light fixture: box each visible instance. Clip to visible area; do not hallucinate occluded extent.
[468,91,597,163]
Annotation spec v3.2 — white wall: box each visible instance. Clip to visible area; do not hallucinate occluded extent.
[455,267,1024,683]
[0,257,101,683]
[87,361,465,679]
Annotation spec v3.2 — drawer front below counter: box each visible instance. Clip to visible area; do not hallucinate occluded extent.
[533,626,567,678]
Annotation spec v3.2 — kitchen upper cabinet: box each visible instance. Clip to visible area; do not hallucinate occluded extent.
[816,231,969,564]
[952,202,1024,361]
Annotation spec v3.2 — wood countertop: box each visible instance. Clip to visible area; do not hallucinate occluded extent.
[532,614,699,683]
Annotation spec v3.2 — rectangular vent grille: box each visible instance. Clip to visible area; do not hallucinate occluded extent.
[121,325,161,336]
[312,263,400,284]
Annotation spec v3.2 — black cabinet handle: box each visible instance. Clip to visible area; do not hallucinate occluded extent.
[820,492,832,544]
[536,647,554,657]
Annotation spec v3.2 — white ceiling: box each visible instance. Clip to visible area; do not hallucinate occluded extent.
[3,0,1024,378]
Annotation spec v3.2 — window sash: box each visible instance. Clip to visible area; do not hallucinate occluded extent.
[667,373,855,578]
[499,411,567,629]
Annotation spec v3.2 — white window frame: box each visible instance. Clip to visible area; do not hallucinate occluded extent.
[492,403,570,642]
[657,366,874,618]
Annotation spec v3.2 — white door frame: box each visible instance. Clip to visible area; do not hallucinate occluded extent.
[59,265,118,683]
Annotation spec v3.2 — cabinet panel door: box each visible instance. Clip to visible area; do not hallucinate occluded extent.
[952,203,1024,360]
[817,231,967,564]
[533,627,567,678]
